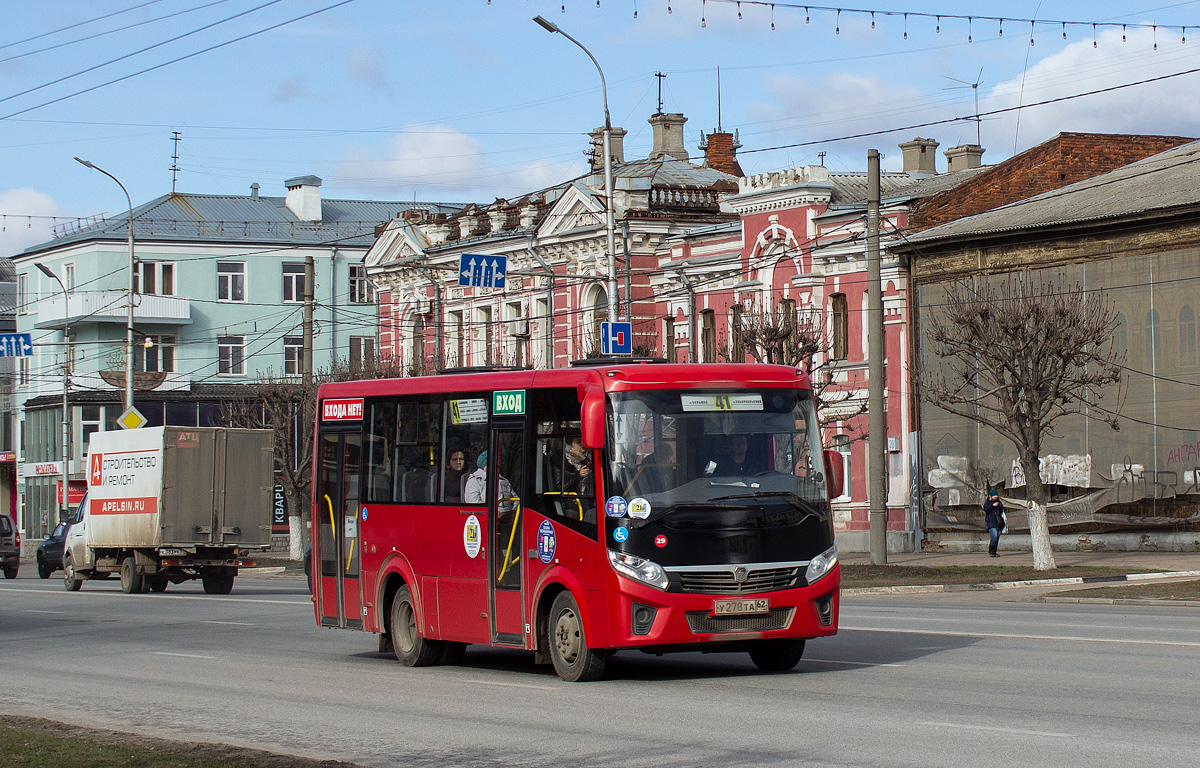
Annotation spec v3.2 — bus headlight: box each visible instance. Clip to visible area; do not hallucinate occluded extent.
[608,549,670,591]
[805,543,838,585]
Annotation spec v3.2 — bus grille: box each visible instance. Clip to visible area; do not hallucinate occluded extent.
[674,567,800,594]
[685,607,795,634]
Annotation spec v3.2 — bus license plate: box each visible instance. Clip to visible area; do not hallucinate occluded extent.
[713,598,770,616]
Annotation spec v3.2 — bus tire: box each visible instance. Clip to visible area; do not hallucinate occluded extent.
[436,642,467,666]
[120,556,143,594]
[390,585,438,667]
[748,639,805,672]
[63,555,83,592]
[548,591,608,682]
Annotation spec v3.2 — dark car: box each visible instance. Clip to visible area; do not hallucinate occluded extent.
[1,514,19,579]
[37,521,71,579]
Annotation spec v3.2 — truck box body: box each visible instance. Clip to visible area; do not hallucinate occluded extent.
[86,427,273,550]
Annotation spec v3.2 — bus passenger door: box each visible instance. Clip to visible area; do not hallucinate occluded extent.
[489,426,525,645]
[316,431,363,628]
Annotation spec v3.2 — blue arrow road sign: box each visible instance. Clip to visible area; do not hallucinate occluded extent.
[458,253,507,289]
[601,322,633,355]
[0,333,33,357]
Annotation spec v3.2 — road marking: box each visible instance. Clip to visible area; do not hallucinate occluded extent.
[462,678,560,691]
[843,625,1200,648]
[0,587,309,606]
[24,609,66,614]
[803,658,906,667]
[154,652,216,659]
[923,722,1075,739]
[199,620,255,626]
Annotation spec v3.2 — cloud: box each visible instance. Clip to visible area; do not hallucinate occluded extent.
[982,27,1200,152]
[335,125,582,202]
[0,188,74,259]
[273,75,318,104]
[348,46,392,95]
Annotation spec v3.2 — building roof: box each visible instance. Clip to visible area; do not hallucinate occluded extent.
[902,139,1200,245]
[827,167,986,206]
[19,191,465,257]
[0,257,16,281]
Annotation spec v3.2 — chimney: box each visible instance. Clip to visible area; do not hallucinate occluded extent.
[898,138,939,174]
[699,128,744,176]
[944,144,986,172]
[488,199,508,233]
[284,175,322,221]
[649,112,689,161]
[588,126,627,172]
[458,207,480,240]
[249,182,260,201]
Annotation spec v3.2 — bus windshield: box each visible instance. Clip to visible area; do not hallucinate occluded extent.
[608,388,830,521]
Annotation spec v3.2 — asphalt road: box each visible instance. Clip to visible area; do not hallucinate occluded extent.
[2,573,1198,767]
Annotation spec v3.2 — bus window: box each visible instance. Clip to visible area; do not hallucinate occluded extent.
[394,398,442,503]
[529,389,597,538]
[442,395,489,503]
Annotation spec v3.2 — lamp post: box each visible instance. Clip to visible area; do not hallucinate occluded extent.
[533,15,619,325]
[36,264,72,522]
[74,157,135,413]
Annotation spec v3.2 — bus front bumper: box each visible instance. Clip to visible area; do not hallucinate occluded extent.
[605,566,840,650]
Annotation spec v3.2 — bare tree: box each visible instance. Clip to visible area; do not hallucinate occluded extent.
[224,354,407,559]
[922,276,1123,570]
[729,302,869,432]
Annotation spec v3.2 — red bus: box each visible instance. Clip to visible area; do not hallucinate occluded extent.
[311,362,843,681]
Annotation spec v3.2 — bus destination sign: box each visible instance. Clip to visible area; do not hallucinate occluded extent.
[493,389,526,416]
[322,398,364,421]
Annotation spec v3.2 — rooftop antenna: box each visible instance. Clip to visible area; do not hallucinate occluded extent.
[943,68,984,145]
[655,71,666,115]
[817,151,827,167]
[170,131,182,193]
[716,66,722,132]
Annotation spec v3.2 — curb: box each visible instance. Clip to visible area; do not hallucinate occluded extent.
[1034,596,1200,607]
[842,569,1200,597]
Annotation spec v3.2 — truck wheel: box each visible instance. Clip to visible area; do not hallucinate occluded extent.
[63,555,83,592]
[2,566,16,579]
[547,591,609,682]
[149,574,169,592]
[748,639,806,672]
[120,557,144,594]
[389,585,438,666]
[202,570,234,594]
[37,555,52,579]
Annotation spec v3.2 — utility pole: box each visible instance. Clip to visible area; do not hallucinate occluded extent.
[302,251,314,386]
[866,149,887,564]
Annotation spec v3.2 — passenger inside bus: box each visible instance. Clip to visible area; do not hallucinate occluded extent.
[711,433,764,476]
[463,451,515,508]
[639,440,677,492]
[442,448,466,504]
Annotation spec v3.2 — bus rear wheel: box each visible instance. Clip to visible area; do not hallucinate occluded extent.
[547,591,608,682]
[390,585,438,666]
[748,639,806,672]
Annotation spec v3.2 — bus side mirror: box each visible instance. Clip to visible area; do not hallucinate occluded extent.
[578,384,605,450]
[823,449,844,499]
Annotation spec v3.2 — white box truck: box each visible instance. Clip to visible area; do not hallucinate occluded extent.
[63,426,274,594]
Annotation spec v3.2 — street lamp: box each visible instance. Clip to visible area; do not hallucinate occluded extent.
[533,15,619,325]
[36,263,71,522]
[74,157,135,413]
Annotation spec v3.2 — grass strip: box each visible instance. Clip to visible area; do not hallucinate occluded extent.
[0,716,354,768]
[1046,579,1200,600]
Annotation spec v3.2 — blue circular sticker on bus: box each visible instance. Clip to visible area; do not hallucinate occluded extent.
[605,496,628,518]
[613,526,629,542]
[537,519,556,563]
[361,507,368,521]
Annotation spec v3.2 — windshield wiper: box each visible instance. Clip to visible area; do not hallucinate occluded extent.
[710,490,829,522]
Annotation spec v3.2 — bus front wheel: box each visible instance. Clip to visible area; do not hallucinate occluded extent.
[748,639,805,672]
[547,591,608,682]
[390,585,439,667]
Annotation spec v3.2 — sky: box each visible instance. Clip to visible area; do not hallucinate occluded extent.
[3,0,1200,259]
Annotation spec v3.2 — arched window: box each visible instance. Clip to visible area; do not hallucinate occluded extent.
[591,289,608,352]
[1180,306,1196,368]
[831,293,848,360]
[701,309,716,363]
[411,314,425,368]
[1112,313,1126,357]
[1146,308,1161,365]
